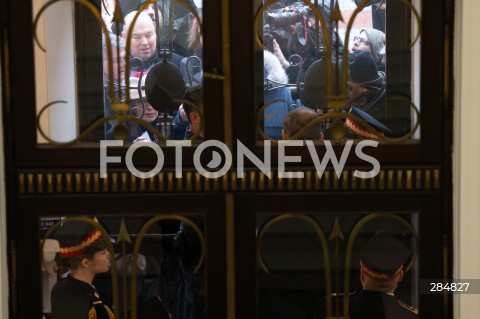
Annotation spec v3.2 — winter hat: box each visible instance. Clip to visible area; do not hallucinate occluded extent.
[348,51,380,84]
[360,28,385,63]
[129,74,147,100]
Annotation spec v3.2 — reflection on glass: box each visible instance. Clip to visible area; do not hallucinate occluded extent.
[40,215,205,319]
[256,0,420,141]
[256,212,419,318]
[104,1,204,143]
[33,0,204,144]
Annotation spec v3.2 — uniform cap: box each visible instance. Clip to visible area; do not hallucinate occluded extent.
[345,106,390,139]
[360,231,411,280]
[55,221,104,259]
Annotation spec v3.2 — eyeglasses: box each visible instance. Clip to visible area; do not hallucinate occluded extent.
[353,36,371,45]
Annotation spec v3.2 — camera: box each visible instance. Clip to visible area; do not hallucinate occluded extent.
[265,5,310,31]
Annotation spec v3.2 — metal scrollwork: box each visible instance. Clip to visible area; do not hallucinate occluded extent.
[257,212,418,318]
[256,0,423,143]
[130,215,205,319]
[256,214,334,317]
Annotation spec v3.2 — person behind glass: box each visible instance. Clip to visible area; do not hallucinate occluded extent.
[347,50,386,125]
[263,50,298,140]
[270,2,344,84]
[180,9,203,86]
[51,222,113,319]
[122,11,158,74]
[122,10,185,76]
[139,1,164,28]
[312,231,418,319]
[282,107,323,140]
[351,28,386,72]
[106,75,160,142]
[103,32,127,132]
[182,83,204,141]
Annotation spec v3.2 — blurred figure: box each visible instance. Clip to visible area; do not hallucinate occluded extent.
[103,32,126,84]
[282,107,323,140]
[267,1,343,84]
[141,1,164,27]
[348,50,386,125]
[263,50,298,140]
[182,83,204,141]
[180,13,203,85]
[106,75,160,142]
[103,32,127,131]
[313,231,418,319]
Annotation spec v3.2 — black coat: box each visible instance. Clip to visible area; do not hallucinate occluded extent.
[51,275,114,319]
[313,290,418,319]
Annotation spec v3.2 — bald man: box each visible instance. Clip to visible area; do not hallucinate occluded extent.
[122,11,157,72]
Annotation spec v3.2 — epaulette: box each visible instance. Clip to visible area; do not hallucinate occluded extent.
[399,300,419,315]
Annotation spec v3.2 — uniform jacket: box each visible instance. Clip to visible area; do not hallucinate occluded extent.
[51,275,114,319]
[313,289,418,319]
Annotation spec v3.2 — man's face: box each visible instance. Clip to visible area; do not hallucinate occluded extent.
[123,14,157,61]
[351,31,371,53]
[103,47,126,82]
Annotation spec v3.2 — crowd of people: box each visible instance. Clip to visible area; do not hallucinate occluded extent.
[102,0,203,143]
[100,0,395,144]
[262,0,391,141]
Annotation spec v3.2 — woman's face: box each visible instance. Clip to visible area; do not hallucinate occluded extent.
[90,249,111,274]
[133,99,158,123]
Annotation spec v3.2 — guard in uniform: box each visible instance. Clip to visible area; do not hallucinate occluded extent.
[51,221,114,319]
[312,231,418,319]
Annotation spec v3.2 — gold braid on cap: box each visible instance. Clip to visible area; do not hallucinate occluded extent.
[345,118,383,140]
[360,261,403,281]
[59,230,102,258]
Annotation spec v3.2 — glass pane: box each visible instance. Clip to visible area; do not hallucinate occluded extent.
[40,215,205,319]
[256,212,419,318]
[33,0,204,144]
[254,0,421,141]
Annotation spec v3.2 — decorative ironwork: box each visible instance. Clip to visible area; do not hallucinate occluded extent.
[18,168,441,194]
[256,212,419,318]
[33,0,202,145]
[256,213,334,317]
[255,0,423,143]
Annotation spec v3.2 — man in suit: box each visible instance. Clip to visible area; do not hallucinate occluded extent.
[312,231,418,319]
